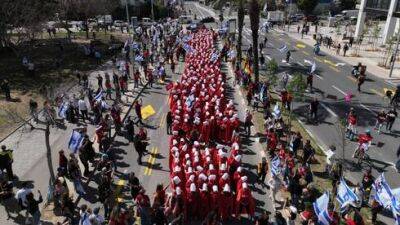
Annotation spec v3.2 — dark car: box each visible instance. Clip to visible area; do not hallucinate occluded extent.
[304,15,318,23]
[200,16,215,23]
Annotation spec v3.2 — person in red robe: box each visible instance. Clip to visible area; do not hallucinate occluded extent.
[210,185,220,212]
[219,172,230,188]
[219,184,233,221]
[186,183,199,219]
[199,183,211,219]
[235,183,255,219]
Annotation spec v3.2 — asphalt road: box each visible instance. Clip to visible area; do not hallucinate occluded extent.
[192,1,400,223]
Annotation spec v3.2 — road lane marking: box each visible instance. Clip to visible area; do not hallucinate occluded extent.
[336,63,346,66]
[144,147,156,175]
[329,65,340,72]
[265,55,272,60]
[314,57,323,63]
[347,76,357,83]
[159,113,166,127]
[315,74,324,80]
[302,51,310,56]
[332,85,346,95]
[147,147,158,175]
[360,104,377,115]
[296,43,306,48]
[320,102,338,117]
[297,62,305,67]
[370,88,385,97]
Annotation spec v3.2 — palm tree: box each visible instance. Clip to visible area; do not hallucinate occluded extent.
[249,0,260,84]
[237,0,244,67]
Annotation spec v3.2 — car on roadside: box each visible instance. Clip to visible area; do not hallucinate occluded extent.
[304,15,318,23]
[200,16,215,23]
[113,20,125,27]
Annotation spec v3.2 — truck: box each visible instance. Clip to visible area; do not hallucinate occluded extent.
[267,11,284,24]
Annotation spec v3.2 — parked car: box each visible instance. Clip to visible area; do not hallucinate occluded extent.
[200,16,215,23]
[179,15,192,24]
[304,15,318,23]
[114,20,125,27]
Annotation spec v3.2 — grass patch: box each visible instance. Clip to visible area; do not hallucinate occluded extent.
[0,31,127,140]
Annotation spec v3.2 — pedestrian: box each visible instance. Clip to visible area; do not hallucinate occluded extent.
[0,145,14,180]
[336,43,341,55]
[306,73,313,93]
[297,25,300,34]
[286,51,291,63]
[78,97,89,122]
[257,157,268,185]
[386,108,397,132]
[343,43,349,57]
[1,79,11,101]
[357,75,365,92]
[79,204,91,225]
[29,99,39,123]
[134,70,141,88]
[125,116,135,142]
[349,37,354,47]
[268,175,282,208]
[374,109,386,134]
[16,182,32,222]
[96,74,103,90]
[129,172,141,199]
[309,97,319,122]
[244,110,253,136]
[134,99,144,125]
[89,207,105,224]
[166,111,172,135]
[26,190,43,225]
[133,134,145,165]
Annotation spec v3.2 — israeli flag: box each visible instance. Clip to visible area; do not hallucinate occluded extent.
[131,42,139,50]
[311,61,317,74]
[278,45,288,53]
[95,91,104,101]
[228,50,236,59]
[337,178,359,212]
[135,55,144,62]
[101,100,110,110]
[373,173,394,209]
[185,94,195,109]
[183,43,194,53]
[58,102,68,119]
[182,35,192,43]
[210,52,219,62]
[68,130,84,153]
[313,192,332,225]
[271,156,281,176]
[272,103,281,119]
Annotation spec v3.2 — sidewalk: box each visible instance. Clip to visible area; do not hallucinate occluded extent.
[273,25,400,87]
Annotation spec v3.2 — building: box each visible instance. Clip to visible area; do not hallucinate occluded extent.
[355,0,400,43]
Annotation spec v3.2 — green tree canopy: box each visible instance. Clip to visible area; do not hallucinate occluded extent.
[297,0,319,15]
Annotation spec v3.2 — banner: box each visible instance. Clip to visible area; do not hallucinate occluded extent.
[68,130,84,153]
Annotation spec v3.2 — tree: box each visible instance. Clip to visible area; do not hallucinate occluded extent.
[249,0,260,84]
[340,0,356,10]
[237,0,244,67]
[0,0,56,53]
[57,0,118,39]
[287,72,307,99]
[267,59,279,86]
[296,0,319,16]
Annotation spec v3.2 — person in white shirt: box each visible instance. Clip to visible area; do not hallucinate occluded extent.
[89,207,105,224]
[79,204,91,225]
[78,98,89,122]
[15,182,32,222]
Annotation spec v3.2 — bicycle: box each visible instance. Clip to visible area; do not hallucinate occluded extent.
[353,143,370,166]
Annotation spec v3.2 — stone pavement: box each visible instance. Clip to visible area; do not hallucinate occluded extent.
[272,24,400,87]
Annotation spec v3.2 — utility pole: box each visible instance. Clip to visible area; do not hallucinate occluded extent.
[389,31,400,78]
[125,0,130,33]
[151,0,155,21]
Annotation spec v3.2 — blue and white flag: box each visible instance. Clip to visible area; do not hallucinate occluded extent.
[278,45,288,53]
[131,42,139,50]
[68,130,84,153]
[373,173,393,209]
[337,178,359,212]
[210,51,219,62]
[314,192,332,225]
[182,35,192,43]
[135,54,144,62]
[311,61,317,74]
[271,156,281,176]
[185,94,195,109]
[95,91,104,101]
[183,43,194,53]
[58,102,68,119]
[228,50,236,59]
[272,103,281,119]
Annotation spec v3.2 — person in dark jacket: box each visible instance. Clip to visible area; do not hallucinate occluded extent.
[26,190,43,225]
[0,145,14,180]
[125,117,135,142]
[166,111,173,135]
